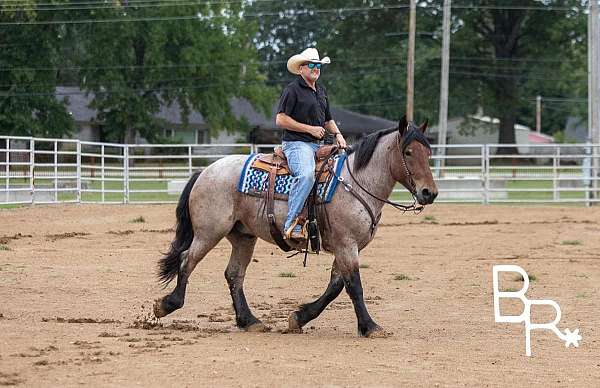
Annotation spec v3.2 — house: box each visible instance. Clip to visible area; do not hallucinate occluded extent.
[564,116,588,143]
[56,87,396,145]
[428,113,554,148]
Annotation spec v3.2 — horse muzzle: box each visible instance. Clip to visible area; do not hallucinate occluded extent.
[416,187,438,205]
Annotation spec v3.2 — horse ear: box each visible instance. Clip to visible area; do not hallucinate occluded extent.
[399,115,408,136]
[419,119,429,133]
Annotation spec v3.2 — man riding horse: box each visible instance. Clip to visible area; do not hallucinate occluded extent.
[276,48,347,241]
[153,47,438,337]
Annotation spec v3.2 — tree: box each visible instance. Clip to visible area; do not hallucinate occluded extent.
[451,0,586,150]
[251,0,588,147]
[250,1,475,125]
[73,1,273,143]
[0,1,74,137]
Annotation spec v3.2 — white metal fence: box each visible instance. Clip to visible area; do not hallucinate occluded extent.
[1,135,600,206]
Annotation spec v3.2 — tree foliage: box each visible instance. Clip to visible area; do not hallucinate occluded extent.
[0,0,591,145]
[251,0,588,144]
[0,1,74,137]
[1,0,274,142]
[75,1,273,143]
[451,0,586,149]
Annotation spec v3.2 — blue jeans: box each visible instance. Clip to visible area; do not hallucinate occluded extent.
[282,141,320,231]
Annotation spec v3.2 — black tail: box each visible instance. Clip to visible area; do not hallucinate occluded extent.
[157,171,202,285]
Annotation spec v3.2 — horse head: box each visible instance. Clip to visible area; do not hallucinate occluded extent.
[393,115,438,205]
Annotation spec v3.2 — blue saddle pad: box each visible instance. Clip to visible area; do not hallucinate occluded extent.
[237,153,346,203]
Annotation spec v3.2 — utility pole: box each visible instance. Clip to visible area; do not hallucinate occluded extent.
[589,0,599,201]
[437,0,451,177]
[536,95,542,133]
[406,0,416,122]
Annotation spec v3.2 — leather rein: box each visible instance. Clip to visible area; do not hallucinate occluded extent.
[329,131,426,236]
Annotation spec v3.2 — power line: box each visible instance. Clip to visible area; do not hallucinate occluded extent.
[1,61,586,92]
[1,0,279,13]
[0,67,408,97]
[0,4,410,26]
[0,56,580,72]
[1,0,167,4]
[450,56,582,64]
[450,4,583,12]
[449,69,586,82]
[1,0,587,13]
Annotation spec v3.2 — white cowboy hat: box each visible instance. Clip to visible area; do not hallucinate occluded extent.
[287,48,331,74]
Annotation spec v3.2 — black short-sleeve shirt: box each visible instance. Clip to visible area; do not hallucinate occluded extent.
[277,77,333,142]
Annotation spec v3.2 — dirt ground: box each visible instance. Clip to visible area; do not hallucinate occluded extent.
[1,204,599,387]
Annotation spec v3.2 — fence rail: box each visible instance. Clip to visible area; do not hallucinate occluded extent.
[1,136,599,206]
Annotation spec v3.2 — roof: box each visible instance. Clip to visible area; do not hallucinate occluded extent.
[56,86,97,123]
[55,87,397,134]
[329,107,396,134]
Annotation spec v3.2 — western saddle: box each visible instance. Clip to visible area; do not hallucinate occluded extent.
[250,144,339,252]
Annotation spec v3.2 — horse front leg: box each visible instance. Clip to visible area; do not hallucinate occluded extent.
[287,261,345,332]
[336,245,389,338]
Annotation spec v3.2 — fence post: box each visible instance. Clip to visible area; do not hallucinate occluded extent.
[590,144,600,203]
[29,138,35,204]
[76,141,81,203]
[188,145,193,177]
[123,145,129,204]
[5,139,10,203]
[483,144,489,204]
[54,141,58,203]
[553,146,559,202]
[101,144,105,203]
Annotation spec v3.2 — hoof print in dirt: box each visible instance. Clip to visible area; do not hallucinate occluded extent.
[245,322,271,333]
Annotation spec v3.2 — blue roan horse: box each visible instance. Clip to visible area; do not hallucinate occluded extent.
[154,116,437,337]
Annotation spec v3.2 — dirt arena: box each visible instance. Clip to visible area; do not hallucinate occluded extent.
[1,203,599,387]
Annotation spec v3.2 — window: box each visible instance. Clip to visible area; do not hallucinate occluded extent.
[195,129,207,144]
[164,128,175,139]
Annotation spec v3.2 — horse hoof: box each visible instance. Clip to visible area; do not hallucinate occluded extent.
[245,322,271,333]
[153,298,167,318]
[364,325,391,338]
[284,312,303,334]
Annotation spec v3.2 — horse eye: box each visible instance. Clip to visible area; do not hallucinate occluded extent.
[405,150,412,157]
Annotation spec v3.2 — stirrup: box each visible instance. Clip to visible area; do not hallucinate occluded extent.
[284,218,306,240]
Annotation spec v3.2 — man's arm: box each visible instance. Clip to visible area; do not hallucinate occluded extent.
[324,120,347,148]
[276,113,325,139]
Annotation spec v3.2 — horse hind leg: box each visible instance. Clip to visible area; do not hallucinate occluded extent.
[154,235,221,318]
[224,229,268,332]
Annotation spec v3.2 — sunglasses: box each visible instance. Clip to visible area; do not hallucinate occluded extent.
[306,63,322,70]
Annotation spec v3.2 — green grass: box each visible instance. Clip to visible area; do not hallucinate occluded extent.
[359,264,370,269]
[422,215,438,224]
[278,272,296,278]
[0,244,10,251]
[130,216,146,223]
[514,274,536,282]
[0,204,25,209]
[561,240,582,246]
[504,180,587,201]
[1,176,180,203]
[394,274,412,281]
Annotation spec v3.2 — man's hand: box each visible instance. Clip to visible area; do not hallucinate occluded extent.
[336,133,348,149]
[309,126,326,139]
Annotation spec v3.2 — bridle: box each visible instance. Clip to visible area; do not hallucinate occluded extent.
[330,126,430,235]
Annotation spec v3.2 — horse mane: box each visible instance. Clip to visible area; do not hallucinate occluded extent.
[347,127,398,171]
[348,125,431,171]
[401,126,431,153]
